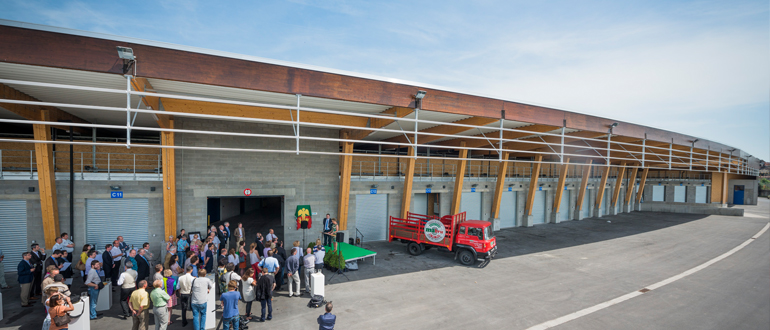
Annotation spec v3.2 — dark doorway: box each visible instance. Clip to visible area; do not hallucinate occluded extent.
[207,196,284,244]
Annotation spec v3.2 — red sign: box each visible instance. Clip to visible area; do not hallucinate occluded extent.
[243,189,252,196]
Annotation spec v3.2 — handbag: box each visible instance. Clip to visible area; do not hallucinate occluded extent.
[75,260,85,271]
[52,300,85,327]
[97,281,105,290]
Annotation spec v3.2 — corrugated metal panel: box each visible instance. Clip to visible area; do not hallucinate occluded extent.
[532,190,546,224]
[412,193,428,214]
[674,186,686,203]
[499,191,517,228]
[355,194,388,241]
[0,200,27,271]
[652,186,664,202]
[695,186,707,203]
[461,192,482,220]
[86,199,149,250]
[557,190,571,221]
[581,190,590,218]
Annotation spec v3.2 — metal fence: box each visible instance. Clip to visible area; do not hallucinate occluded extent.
[0,149,161,180]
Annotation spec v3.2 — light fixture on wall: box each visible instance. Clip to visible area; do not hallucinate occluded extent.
[471,184,478,188]
[426,184,433,188]
[110,185,121,191]
[28,187,35,192]
[508,184,515,187]
[371,184,379,189]
[116,46,136,74]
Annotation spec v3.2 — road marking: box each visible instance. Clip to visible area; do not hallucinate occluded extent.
[526,222,770,330]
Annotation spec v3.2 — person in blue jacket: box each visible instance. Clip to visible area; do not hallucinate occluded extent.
[17,252,36,307]
[317,302,336,330]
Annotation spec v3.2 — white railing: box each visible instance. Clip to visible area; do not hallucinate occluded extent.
[0,149,161,180]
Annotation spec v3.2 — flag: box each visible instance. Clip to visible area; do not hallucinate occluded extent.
[296,205,312,230]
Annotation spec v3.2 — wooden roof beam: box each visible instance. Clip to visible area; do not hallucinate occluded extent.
[0,83,90,134]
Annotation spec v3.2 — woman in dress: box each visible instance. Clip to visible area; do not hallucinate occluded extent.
[227,248,238,267]
[241,267,258,320]
[238,241,248,276]
[249,243,261,276]
[169,255,180,276]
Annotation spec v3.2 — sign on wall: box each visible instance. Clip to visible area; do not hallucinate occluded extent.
[110,191,123,198]
[243,188,252,196]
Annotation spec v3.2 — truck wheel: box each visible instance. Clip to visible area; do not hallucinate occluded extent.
[458,249,475,265]
[407,242,423,256]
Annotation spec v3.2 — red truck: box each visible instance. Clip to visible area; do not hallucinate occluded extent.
[388,212,497,266]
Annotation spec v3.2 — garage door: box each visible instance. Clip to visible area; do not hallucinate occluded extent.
[581,190,590,218]
[652,186,664,202]
[531,190,546,224]
[461,192,482,220]
[598,189,607,217]
[557,190,571,221]
[674,186,686,203]
[0,200,27,272]
[412,193,428,214]
[499,191,517,228]
[87,199,149,249]
[695,186,707,203]
[355,194,388,241]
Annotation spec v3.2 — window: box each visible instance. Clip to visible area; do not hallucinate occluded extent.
[484,226,494,240]
[467,227,483,240]
[458,226,467,235]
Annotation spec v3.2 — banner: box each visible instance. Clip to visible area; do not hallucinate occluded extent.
[296,205,312,230]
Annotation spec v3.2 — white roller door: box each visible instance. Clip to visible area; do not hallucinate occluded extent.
[652,186,664,202]
[531,190,546,224]
[412,193,428,214]
[695,186,707,203]
[557,190,571,221]
[87,199,149,249]
[461,192,482,220]
[674,186,686,203]
[355,194,388,241]
[0,200,27,272]
[499,191,517,228]
[581,190,590,218]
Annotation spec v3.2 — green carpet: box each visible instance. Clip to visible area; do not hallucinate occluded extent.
[324,242,376,261]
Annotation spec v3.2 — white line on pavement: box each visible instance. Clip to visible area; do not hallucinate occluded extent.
[526,222,770,330]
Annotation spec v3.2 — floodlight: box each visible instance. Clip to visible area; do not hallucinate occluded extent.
[117,46,135,60]
[610,122,618,128]
[415,90,427,100]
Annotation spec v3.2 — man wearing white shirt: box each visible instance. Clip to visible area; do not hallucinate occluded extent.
[177,266,195,327]
[110,239,124,285]
[265,229,277,243]
[52,237,66,254]
[60,233,75,262]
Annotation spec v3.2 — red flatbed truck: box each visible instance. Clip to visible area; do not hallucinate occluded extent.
[388,212,497,267]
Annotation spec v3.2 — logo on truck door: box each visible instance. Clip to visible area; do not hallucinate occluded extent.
[424,220,446,242]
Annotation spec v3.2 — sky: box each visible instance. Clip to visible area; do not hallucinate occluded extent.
[1,0,768,161]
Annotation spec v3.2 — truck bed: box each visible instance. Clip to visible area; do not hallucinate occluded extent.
[388,212,465,250]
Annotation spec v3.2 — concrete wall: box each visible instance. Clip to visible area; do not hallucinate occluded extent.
[174,118,339,246]
[727,179,759,205]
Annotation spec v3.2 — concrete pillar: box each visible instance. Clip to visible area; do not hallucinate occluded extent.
[664,184,675,202]
[685,185,696,203]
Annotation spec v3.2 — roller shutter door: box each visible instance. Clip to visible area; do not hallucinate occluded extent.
[581,191,590,218]
[531,190,546,224]
[355,194,388,242]
[674,186,686,203]
[461,192,482,220]
[695,186,707,203]
[412,193,428,214]
[652,186,664,202]
[557,190,571,221]
[499,191,517,228]
[0,200,27,272]
[86,199,149,249]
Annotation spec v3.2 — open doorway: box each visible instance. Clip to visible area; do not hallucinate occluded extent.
[413,193,440,216]
[207,196,284,243]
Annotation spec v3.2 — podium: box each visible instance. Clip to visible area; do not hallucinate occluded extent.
[205,274,216,330]
[69,296,90,330]
[96,282,112,311]
[311,272,324,297]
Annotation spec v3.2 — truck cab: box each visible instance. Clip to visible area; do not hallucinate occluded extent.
[453,220,497,265]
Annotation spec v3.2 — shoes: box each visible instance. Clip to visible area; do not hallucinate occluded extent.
[96,313,104,317]
[29,296,39,300]
[182,322,188,327]
[0,286,10,289]
[21,304,33,308]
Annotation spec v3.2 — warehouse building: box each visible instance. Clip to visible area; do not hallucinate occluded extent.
[0,20,760,268]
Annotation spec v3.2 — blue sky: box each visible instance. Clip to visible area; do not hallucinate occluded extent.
[2,0,768,161]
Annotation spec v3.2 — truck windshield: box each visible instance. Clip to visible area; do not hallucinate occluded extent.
[484,226,495,240]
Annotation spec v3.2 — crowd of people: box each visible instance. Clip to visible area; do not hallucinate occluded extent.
[2,217,341,330]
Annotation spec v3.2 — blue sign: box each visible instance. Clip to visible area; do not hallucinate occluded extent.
[426,188,431,193]
[538,186,542,191]
[658,183,662,186]
[369,189,377,194]
[701,183,704,186]
[565,186,568,190]
[508,186,512,192]
[471,188,476,192]
[111,191,123,198]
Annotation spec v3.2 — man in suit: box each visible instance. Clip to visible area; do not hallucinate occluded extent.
[322,214,333,247]
[217,225,228,251]
[254,233,265,258]
[234,223,245,250]
[29,243,45,298]
[223,222,232,248]
[17,252,36,307]
[44,250,63,272]
[102,244,115,283]
[317,302,336,330]
[136,248,151,283]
